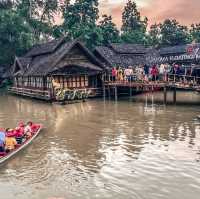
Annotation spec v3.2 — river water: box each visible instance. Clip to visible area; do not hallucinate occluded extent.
[0,92,200,199]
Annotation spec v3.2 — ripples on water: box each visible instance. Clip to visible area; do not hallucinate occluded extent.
[0,92,200,199]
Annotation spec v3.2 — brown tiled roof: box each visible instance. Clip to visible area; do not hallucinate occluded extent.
[25,37,65,57]
[110,43,147,54]
[17,57,32,69]
[12,39,103,77]
[94,44,147,68]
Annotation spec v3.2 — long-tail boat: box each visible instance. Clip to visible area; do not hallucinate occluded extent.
[0,125,42,164]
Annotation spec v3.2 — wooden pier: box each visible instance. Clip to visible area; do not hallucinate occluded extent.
[103,74,200,105]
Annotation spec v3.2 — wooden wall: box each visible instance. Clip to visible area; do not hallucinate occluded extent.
[13,75,92,90]
[53,75,89,89]
[56,45,95,68]
[14,76,52,90]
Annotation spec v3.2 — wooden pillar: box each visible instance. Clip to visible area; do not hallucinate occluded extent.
[129,87,132,97]
[103,84,106,99]
[164,86,167,105]
[62,76,64,89]
[114,86,118,101]
[173,86,176,104]
[95,75,98,87]
[108,86,111,100]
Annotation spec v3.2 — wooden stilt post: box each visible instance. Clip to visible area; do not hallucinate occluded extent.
[173,86,176,104]
[164,86,167,105]
[108,85,111,100]
[129,87,132,98]
[115,86,118,101]
[103,84,106,100]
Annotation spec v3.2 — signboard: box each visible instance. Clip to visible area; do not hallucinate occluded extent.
[147,47,200,64]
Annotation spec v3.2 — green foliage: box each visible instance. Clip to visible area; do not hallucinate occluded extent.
[0,10,34,65]
[159,19,191,47]
[146,24,161,47]
[121,0,147,44]
[0,0,13,9]
[98,15,120,45]
[1,0,200,70]
[122,0,146,32]
[16,0,59,23]
[121,30,146,44]
[16,0,59,42]
[190,24,200,43]
[0,0,59,67]
[60,0,101,48]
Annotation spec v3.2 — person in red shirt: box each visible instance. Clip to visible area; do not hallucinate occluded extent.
[151,65,159,81]
[111,67,117,82]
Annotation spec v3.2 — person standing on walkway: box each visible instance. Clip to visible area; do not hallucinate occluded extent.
[159,64,165,81]
[144,64,149,82]
[151,65,159,82]
[118,67,124,81]
[111,67,117,82]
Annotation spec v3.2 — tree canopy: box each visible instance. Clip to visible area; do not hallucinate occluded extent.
[121,0,148,44]
[0,9,34,66]
[0,0,200,68]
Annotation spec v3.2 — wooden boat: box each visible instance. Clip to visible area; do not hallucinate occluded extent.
[0,125,42,164]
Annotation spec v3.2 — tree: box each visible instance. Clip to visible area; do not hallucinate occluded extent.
[122,0,146,32]
[98,15,120,45]
[121,30,146,44]
[61,0,102,48]
[146,23,161,47]
[159,19,191,47]
[121,0,148,44]
[0,10,34,65]
[190,24,200,43]
[16,0,59,42]
[0,0,13,9]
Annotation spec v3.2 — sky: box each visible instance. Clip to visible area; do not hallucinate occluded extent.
[99,0,200,27]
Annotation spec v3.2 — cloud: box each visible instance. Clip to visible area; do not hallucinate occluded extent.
[99,0,200,28]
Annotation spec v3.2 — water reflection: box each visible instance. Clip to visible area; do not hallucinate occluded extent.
[0,93,200,199]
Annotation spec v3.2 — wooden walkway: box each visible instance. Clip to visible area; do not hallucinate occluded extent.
[103,77,200,104]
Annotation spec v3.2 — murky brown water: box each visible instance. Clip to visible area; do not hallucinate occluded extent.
[0,92,200,199]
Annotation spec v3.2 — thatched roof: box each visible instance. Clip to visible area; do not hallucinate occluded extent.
[110,43,147,54]
[12,39,103,77]
[159,43,200,55]
[94,43,147,68]
[25,37,65,57]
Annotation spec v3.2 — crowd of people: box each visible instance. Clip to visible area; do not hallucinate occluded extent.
[0,122,40,154]
[110,63,197,83]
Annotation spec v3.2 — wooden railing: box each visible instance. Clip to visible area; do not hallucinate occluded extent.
[103,73,200,89]
[8,87,52,100]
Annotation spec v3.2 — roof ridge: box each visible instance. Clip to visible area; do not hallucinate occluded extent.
[24,37,66,58]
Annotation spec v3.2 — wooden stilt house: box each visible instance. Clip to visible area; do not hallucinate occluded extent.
[9,38,104,101]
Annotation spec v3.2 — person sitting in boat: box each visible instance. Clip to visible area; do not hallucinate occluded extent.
[30,122,40,133]
[5,128,16,137]
[17,122,25,134]
[24,122,33,139]
[25,122,40,135]
[5,129,17,152]
[0,130,5,153]
[14,126,24,145]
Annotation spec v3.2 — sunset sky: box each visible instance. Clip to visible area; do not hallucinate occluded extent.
[99,0,200,27]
